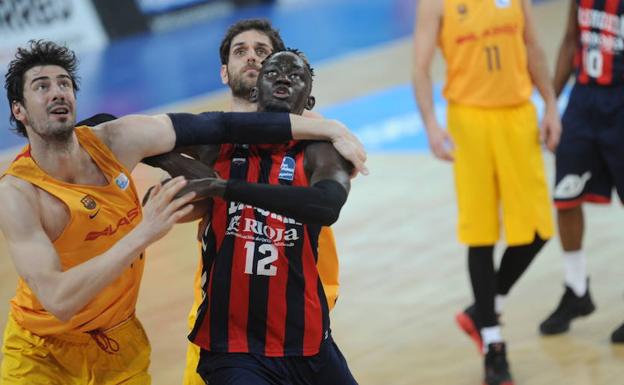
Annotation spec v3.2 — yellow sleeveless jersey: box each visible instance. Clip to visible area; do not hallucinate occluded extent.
[4,126,144,335]
[439,0,532,107]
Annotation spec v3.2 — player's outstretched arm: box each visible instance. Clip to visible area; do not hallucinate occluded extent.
[0,176,194,322]
[95,112,367,175]
[173,142,352,225]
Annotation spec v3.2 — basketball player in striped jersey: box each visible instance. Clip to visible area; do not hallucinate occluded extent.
[180,19,345,385]
[412,0,561,384]
[86,18,345,385]
[541,0,624,343]
[0,40,366,384]
[155,48,358,384]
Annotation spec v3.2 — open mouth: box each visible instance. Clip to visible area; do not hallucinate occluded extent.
[272,86,290,99]
[49,106,70,116]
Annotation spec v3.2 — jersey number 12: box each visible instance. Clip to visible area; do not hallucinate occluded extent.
[244,241,278,276]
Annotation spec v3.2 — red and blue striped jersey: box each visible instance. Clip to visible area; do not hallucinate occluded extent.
[188,142,330,357]
[575,0,624,86]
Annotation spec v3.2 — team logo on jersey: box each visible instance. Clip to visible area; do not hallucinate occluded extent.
[115,172,130,190]
[495,0,511,8]
[278,156,296,181]
[554,172,592,200]
[81,195,97,210]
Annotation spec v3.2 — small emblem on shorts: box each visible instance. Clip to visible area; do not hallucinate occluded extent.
[554,172,592,199]
[81,195,97,210]
[495,0,511,8]
[115,173,130,190]
[457,3,468,16]
[278,156,296,181]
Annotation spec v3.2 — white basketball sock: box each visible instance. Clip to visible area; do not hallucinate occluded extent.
[481,326,503,352]
[563,249,587,297]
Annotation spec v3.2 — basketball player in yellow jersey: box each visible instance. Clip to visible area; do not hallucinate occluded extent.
[412,1,561,384]
[0,40,366,385]
[179,19,342,385]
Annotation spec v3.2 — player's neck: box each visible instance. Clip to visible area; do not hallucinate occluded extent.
[29,133,94,183]
[230,96,257,112]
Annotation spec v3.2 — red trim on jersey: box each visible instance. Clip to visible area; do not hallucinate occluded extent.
[302,228,323,354]
[193,267,215,347]
[597,0,619,84]
[577,0,595,84]
[13,146,31,161]
[554,193,611,209]
[263,152,289,356]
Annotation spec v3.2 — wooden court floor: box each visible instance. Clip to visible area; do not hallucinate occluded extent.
[1,0,624,384]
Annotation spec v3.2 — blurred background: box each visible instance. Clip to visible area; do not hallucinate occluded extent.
[1,1,624,384]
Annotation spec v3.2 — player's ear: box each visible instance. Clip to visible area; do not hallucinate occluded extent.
[305,95,316,111]
[220,65,228,85]
[249,87,258,103]
[11,101,25,122]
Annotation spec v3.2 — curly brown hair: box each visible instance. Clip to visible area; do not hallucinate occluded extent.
[5,40,80,137]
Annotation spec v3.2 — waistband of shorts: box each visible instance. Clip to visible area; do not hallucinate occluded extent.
[12,314,141,345]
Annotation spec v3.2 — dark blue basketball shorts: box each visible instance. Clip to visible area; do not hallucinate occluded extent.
[196,336,358,385]
[554,84,624,208]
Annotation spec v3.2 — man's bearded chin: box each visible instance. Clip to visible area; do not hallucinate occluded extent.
[37,119,76,142]
[229,74,257,100]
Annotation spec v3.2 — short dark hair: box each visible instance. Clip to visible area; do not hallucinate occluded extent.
[4,40,80,137]
[265,48,315,78]
[219,18,286,65]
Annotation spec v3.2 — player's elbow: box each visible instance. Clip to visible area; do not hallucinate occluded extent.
[302,205,342,226]
[303,180,348,225]
[27,276,77,322]
[40,297,76,322]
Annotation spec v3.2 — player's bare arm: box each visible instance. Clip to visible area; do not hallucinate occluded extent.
[412,0,453,162]
[522,0,562,151]
[554,0,580,97]
[92,112,367,175]
[0,175,194,322]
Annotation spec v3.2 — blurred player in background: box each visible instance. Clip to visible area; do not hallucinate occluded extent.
[412,0,560,384]
[540,0,624,343]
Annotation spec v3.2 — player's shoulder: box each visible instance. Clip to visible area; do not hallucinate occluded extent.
[0,175,38,223]
[0,174,38,201]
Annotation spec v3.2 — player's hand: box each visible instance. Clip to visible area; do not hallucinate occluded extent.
[328,120,369,176]
[426,125,454,162]
[136,176,195,243]
[541,104,561,152]
[174,176,227,201]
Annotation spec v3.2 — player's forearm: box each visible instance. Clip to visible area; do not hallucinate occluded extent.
[288,115,345,142]
[169,112,293,148]
[527,42,558,109]
[412,69,439,133]
[553,37,577,97]
[37,230,148,322]
[224,179,348,225]
[142,152,216,179]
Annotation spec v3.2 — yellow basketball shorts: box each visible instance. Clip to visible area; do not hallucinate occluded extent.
[1,315,151,385]
[447,102,554,246]
[183,300,203,385]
